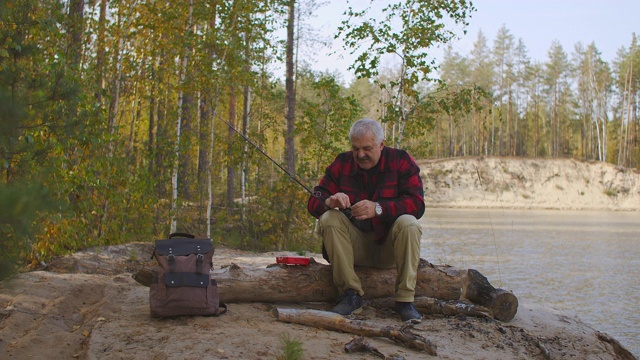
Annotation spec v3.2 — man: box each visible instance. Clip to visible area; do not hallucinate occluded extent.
[307,118,425,323]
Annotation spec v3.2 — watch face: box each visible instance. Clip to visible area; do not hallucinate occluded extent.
[375,203,382,215]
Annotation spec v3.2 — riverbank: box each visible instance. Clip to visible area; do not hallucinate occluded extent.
[1,157,638,359]
[0,242,636,359]
[419,157,640,211]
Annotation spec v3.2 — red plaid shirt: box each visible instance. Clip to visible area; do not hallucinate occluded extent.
[308,146,425,244]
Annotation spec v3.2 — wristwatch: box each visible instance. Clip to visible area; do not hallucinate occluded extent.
[374,202,382,216]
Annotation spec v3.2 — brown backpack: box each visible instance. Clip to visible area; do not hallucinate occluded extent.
[149,233,227,317]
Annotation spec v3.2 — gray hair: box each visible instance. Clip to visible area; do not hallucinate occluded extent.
[349,118,385,143]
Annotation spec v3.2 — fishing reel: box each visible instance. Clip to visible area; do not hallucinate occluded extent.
[313,190,353,219]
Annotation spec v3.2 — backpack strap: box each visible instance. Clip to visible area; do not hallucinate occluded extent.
[196,254,204,274]
[167,254,176,272]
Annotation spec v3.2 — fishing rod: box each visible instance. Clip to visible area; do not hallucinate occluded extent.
[217,116,353,218]
[217,116,317,196]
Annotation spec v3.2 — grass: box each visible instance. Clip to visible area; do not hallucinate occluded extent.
[276,333,304,360]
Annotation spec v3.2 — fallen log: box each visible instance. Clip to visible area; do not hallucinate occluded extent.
[366,297,493,319]
[132,259,518,321]
[274,308,437,356]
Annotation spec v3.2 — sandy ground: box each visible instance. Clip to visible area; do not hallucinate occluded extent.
[0,242,636,360]
[1,157,638,360]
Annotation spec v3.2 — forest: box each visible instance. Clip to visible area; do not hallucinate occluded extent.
[1,0,638,279]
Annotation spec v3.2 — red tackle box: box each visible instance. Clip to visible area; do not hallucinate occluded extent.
[276,256,311,266]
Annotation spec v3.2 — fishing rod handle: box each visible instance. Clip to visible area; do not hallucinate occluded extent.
[313,191,353,219]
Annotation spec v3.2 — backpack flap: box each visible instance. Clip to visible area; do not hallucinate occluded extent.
[155,238,213,256]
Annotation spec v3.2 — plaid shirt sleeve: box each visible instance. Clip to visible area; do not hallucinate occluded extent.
[307,152,353,218]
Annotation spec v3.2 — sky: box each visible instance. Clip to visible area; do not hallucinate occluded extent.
[308,0,640,83]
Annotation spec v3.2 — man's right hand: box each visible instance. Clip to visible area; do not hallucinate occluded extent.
[325,192,351,210]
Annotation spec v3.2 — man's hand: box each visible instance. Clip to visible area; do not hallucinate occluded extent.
[324,193,351,210]
[350,200,376,220]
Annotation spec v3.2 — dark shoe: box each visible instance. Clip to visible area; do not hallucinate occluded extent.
[331,289,363,315]
[395,302,422,323]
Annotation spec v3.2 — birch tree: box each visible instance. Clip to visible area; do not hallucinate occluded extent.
[337,0,475,146]
[613,34,639,167]
[574,42,612,161]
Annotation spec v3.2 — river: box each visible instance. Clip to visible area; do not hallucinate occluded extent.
[419,208,640,357]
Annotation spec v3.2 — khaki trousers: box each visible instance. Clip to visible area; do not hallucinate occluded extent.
[317,210,422,302]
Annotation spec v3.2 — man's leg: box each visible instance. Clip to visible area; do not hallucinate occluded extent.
[316,210,365,296]
[389,215,422,302]
[383,214,422,322]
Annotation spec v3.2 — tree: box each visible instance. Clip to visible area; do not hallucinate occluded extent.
[512,39,531,156]
[439,44,469,157]
[544,41,572,158]
[347,77,379,120]
[521,62,545,157]
[491,25,515,156]
[337,0,475,146]
[468,30,495,156]
[612,34,640,168]
[284,0,297,173]
[169,0,195,232]
[574,42,613,162]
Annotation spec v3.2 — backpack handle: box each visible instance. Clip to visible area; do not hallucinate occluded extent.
[169,232,195,239]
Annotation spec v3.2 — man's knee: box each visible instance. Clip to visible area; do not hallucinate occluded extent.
[393,215,422,238]
[318,209,350,229]
[317,210,353,246]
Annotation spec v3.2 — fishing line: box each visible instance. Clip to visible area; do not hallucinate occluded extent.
[216,115,354,219]
[475,164,503,287]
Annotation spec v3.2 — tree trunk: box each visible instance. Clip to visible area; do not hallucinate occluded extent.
[95,0,107,101]
[133,259,518,321]
[284,0,296,173]
[241,31,252,223]
[226,89,237,215]
[171,0,194,232]
[148,60,156,176]
[66,0,84,68]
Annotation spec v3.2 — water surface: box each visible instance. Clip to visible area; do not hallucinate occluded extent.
[419,208,640,357]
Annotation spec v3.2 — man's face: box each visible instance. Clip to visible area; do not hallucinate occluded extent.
[351,132,384,170]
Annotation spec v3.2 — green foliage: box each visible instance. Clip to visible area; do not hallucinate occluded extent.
[238,175,318,253]
[296,68,362,173]
[202,68,363,255]
[276,333,304,360]
[338,0,475,83]
[29,143,167,264]
[1,0,85,272]
[0,183,57,280]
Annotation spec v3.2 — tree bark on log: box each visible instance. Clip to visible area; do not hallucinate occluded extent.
[133,258,518,321]
[274,308,437,356]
